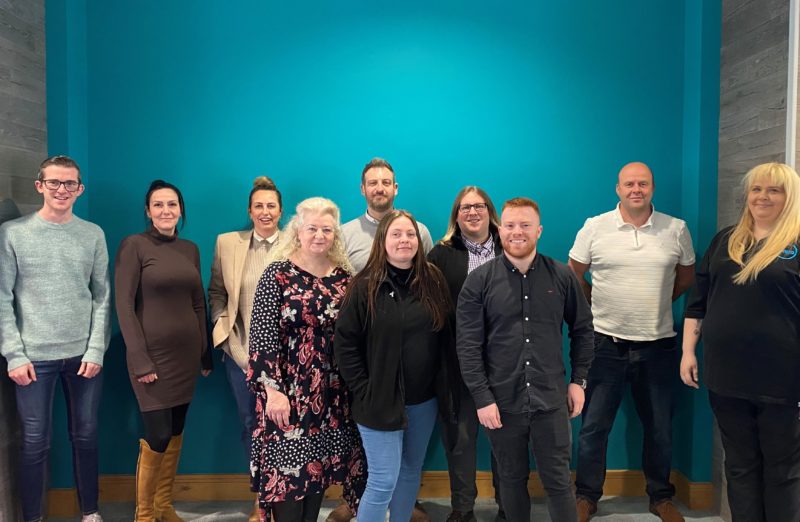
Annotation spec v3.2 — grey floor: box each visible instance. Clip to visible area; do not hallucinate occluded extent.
[50,497,724,521]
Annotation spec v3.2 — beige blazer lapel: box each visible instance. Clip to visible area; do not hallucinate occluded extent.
[228,230,252,318]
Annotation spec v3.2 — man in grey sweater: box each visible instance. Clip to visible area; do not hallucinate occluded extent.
[341,157,434,273]
[0,155,111,522]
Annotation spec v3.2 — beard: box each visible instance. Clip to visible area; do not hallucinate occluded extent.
[368,195,393,213]
[501,237,536,259]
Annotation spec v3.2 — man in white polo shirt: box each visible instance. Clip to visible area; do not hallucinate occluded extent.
[568,162,695,522]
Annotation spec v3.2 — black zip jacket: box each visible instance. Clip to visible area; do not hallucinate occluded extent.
[334,270,458,431]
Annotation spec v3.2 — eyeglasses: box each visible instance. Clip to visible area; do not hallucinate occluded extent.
[458,203,488,214]
[39,179,81,192]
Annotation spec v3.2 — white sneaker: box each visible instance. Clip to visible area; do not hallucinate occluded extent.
[81,513,103,522]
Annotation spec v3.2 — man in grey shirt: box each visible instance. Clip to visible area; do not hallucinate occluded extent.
[341,157,433,273]
[0,155,111,522]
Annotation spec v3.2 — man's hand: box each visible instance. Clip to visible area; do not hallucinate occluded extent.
[9,363,36,386]
[201,369,212,377]
[266,389,291,430]
[137,372,158,383]
[567,383,585,418]
[77,362,102,379]
[680,353,700,389]
[477,403,502,429]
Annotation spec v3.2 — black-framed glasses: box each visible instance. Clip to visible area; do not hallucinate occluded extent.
[39,179,81,192]
[458,203,488,214]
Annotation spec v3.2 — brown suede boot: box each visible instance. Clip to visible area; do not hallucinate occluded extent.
[153,435,185,522]
[135,439,164,522]
[249,495,261,522]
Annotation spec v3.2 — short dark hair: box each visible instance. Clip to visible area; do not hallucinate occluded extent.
[144,179,186,230]
[38,155,82,184]
[361,157,395,184]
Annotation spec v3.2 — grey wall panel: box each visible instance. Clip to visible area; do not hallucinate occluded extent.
[0,1,45,520]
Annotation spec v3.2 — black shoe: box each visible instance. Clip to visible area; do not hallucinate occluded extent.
[494,509,506,522]
[446,510,476,522]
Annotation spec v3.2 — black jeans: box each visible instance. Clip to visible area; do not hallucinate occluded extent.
[710,391,800,522]
[575,333,677,503]
[485,406,574,522]
[440,385,502,512]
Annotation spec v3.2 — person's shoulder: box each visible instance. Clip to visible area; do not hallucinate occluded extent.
[537,253,569,272]
[341,216,362,232]
[216,229,250,244]
[651,209,688,229]
[468,256,502,280]
[416,220,431,235]
[0,213,35,235]
[73,216,105,237]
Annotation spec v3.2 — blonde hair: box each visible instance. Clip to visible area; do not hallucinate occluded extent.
[728,162,800,284]
[267,197,353,273]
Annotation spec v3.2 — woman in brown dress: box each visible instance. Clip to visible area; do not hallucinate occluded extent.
[247,197,366,522]
[115,180,212,522]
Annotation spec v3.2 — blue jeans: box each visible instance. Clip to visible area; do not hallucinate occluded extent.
[356,398,438,522]
[575,333,677,503]
[223,354,256,462]
[15,355,103,522]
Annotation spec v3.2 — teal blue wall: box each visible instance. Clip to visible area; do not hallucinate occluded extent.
[45,0,720,488]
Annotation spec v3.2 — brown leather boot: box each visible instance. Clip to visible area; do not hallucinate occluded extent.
[576,497,597,522]
[649,500,685,522]
[153,435,185,522]
[249,495,261,522]
[134,439,164,522]
[325,501,353,522]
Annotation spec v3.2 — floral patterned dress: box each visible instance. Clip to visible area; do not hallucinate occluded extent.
[247,260,366,515]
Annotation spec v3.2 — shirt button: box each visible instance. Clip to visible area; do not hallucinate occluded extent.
[526,361,530,365]
[523,274,527,278]
[526,382,530,387]
[524,295,529,300]
[525,317,529,321]
[526,339,530,343]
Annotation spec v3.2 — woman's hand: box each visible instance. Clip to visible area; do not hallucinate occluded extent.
[137,372,158,383]
[680,353,699,389]
[266,389,291,430]
[201,369,212,377]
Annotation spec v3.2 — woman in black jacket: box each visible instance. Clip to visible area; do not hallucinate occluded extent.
[335,210,455,522]
[427,186,504,522]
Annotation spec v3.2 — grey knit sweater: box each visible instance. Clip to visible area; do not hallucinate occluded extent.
[0,213,111,371]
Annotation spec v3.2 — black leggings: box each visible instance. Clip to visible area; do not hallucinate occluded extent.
[141,403,190,453]
[271,492,324,522]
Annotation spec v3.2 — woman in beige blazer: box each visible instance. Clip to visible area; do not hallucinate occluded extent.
[208,176,282,522]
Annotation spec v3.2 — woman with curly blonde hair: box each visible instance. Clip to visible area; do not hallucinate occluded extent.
[247,197,364,522]
[681,162,800,521]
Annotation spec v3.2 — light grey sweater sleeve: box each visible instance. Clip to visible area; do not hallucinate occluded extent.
[83,228,111,366]
[0,220,27,370]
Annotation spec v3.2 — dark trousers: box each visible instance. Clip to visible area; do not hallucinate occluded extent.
[440,386,502,512]
[710,391,800,522]
[485,406,574,522]
[15,355,103,522]
[575,333,677,503]
[223,354,257,461]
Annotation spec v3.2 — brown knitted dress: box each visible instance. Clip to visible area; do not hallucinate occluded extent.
[115,228,208,412]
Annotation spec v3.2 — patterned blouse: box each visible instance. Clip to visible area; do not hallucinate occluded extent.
[247,260,366,513]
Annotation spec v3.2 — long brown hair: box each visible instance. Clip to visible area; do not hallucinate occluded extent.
[347,210,451,330]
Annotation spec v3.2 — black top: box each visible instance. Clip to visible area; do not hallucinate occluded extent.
[457,253,594,414]
[387,265,438,405]
[427,233,504,306]
[335,268,458,431]
[685,226,800,405]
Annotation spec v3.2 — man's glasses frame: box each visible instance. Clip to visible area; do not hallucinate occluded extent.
[39,179,82,192]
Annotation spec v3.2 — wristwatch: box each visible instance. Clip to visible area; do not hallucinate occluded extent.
[572,378,588,390]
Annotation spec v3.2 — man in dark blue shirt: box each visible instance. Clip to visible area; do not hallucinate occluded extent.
[457,197,594,522]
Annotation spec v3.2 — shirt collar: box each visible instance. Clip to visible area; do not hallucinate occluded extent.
[613,203,655,229]
[500,251,538,273]
[253,230,279,244]
[463,234,494,255]
[364,211,381,225]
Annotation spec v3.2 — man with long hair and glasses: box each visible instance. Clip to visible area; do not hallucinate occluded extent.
[0,155,111,522]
